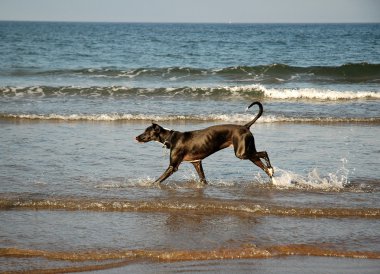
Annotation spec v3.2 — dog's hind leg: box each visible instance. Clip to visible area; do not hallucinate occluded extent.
[249,155,273,178]
[233,133,254,160]
[191,161,207,184]
[256,151,273,173]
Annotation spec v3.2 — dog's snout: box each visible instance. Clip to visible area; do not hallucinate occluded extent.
[135,134,148,143]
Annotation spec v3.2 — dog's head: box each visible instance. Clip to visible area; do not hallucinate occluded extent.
[135,123,164,143]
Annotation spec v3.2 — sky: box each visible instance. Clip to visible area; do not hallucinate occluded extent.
[0,0,379,23]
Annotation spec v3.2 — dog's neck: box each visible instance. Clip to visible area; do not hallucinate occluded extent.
[159,129,174,149]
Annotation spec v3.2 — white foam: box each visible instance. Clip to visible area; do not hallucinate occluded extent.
[2,85,379,101]
[270,162,350,191]
[220,84,380,100]
[263,87,380,100]
[3,113,379,124]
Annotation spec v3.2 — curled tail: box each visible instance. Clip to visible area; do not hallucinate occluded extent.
[244,101,263,128]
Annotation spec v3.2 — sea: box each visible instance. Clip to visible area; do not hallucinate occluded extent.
[0,22,380,273]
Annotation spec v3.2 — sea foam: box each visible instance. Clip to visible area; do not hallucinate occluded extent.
[2,113,379,124]
[262,87,380,100]
[1,85,379,101]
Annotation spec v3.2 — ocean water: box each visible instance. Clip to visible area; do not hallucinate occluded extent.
[0,22,380,273]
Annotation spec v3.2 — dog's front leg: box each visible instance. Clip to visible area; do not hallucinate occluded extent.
[155,165,176,184]
[155,154,182,184]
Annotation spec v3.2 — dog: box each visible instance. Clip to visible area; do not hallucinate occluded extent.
[135,101,273,184]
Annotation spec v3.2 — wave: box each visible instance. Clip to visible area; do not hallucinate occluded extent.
[262,87,380,100]
[2,244,378,261]
[1,113,379,124]
[1,85,379,101]
[5,63,380,83]
[217,63,380,83]
[1,244,379,273]
[1,195,378,218]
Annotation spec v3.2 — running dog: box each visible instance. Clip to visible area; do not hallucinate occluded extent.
[135,101,273,184]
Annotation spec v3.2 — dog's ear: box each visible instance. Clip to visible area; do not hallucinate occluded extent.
[152,123,161,133]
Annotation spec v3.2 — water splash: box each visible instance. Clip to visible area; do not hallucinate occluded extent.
[271,159,350,191]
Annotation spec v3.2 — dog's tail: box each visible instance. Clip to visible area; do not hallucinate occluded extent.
[244,101,263,129]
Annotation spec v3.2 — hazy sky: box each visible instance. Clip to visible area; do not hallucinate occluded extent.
[0,0,379,23]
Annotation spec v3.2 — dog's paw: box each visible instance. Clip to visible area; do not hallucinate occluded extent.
[268,167,274,178]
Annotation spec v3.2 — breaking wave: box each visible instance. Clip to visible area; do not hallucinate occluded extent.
[1,85,379,100]
[1,113,379,124]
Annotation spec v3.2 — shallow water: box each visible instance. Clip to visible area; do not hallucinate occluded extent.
[1,121,380,272]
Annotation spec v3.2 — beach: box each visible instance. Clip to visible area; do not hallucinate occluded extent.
[1,22,379,273]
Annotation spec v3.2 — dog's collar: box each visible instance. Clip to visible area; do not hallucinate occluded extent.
[162,131,174,149]
[163,141,170,149]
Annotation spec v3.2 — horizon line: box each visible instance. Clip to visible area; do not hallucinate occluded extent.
[1,19,380,24]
